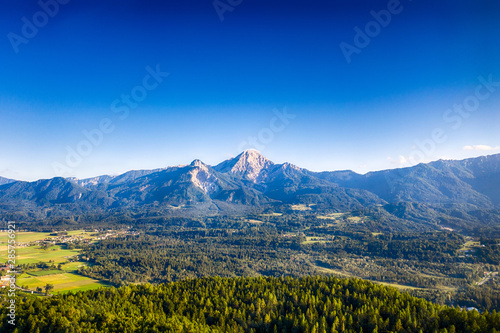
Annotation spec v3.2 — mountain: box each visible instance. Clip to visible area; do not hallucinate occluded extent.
[0,177,116,220]
[0,176,16,186]
[70,168,167,188]
[214,151,383,209]
[214,149,275,183]
[0,151,499,231]
[105,160,269,209]
[432,154,500,206]
[314,154,500,208]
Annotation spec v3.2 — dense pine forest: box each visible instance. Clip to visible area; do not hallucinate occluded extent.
[2,276,500,333]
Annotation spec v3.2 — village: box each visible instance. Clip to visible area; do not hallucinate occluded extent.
[0,228,140,290]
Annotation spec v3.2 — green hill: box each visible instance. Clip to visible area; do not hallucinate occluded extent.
[1,276,499,332]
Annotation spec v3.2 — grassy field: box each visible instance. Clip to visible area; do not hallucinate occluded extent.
[66,230,96,237]
[315,214,363,223]
[260,213,283,217]
[459,240,481,252]
[167,204,183,210]
[0,245,80,265]
[60,261,89,272]
[0,230,95,243]
[28,269,64,276]
[315,265,433,291]
[375,281,425,291]
[0,231,108,294]
[17,271,110,293]
[316,213,345,220]
[0,230,97,265]
[0,232,52,252]
[314,265,352,278]
[291,204,313,211]
[8,232,53,243]
[302,236,330,244]
[244,219,264,224]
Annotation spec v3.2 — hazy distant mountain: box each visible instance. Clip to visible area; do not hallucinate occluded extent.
[67,175,115,187]
[0,177,114,215]
[0,151,499,229]
[0,176,16,186]
[70,168,167,188]
[0,178,85,204]
[314,154,500,208]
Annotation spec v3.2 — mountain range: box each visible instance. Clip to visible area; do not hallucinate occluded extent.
[1,150,499,233]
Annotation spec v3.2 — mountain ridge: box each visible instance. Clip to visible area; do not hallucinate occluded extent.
[1,151,499,232]
[0,176,16,186]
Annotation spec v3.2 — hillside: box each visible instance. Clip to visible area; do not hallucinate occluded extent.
[315,154,500,208]
[1,276,499,332]
[0,177,15,186]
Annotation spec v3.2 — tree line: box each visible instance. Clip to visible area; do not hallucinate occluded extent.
[2,276,500,332]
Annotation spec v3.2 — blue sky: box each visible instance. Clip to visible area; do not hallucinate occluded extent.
[1,0,499,181]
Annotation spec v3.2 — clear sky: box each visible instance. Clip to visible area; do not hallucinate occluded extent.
[1,0,499,181]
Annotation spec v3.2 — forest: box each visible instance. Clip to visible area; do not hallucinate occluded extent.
[63,213,500,313]
[2,276,500,332]
[3,212,500,332]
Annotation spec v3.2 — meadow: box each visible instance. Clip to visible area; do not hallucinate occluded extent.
[18,270,110,293]
[0,230,110,294]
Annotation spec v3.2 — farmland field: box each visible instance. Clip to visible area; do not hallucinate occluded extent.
[302,236,330,244]
[28,269,64,276]
[8,232,53,243]
[17,271,110,293]
[0,244,80,265]
[0,231,52,253]
[316,212,345,220]
[260,212,283,217]
[0,231,109,294]
[0,230,98,264]
[60,261,90,272]
[291,204,312,211]
[244,219,264,224]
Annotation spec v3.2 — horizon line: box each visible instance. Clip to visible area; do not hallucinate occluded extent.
[2,150,499,183]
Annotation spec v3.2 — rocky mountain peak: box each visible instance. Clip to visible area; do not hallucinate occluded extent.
[235,149,272,167]
[189,160,218,194]
[215,150,274,183]
[280,162,301,172]
[191,159,207,168]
